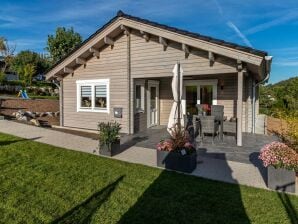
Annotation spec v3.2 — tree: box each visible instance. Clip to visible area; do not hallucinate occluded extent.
[11,50,50,77]
[18,63,36,86]
[0,37,15,73]
[46,27,82,63]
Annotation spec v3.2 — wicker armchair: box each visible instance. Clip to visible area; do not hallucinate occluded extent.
[211,105,224,121]
[200,115,219,144]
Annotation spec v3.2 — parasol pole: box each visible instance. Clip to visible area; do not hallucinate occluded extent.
[177,61,181,129]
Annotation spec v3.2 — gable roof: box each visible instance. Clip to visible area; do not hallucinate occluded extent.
[46,10,268,79]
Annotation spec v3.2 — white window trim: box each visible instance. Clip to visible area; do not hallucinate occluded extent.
[76,79,110,113]
[134,80,145,113]
[182,79,218,115]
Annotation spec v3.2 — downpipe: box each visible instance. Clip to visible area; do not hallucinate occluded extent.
[252,56,273,133]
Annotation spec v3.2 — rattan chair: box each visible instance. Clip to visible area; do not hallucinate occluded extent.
[200,115,219,144]
[196,104,204,116]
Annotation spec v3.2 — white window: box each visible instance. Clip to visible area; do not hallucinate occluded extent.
[76,79,110,113]
[135,80,145,113]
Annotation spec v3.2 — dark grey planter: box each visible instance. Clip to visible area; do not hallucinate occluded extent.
[267,166,296,193]
[157,150,197,173]
[99,139,121,157]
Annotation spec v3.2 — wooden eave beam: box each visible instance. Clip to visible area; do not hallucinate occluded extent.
[182,43,190,58]
[209,51,215,66]
[63,67,73,74]
[159,36,168,51]
[89,47,100,58]
[120,24,130,36]
[140,30,150,42]
[104,36,114,46]
[121,19,263,66]
[75,57,86,65]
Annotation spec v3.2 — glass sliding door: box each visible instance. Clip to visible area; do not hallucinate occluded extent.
[185,86,198,115]
[183,80,217,115]
[200,85,213,114]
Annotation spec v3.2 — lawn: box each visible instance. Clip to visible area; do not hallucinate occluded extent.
[0,133,297,223]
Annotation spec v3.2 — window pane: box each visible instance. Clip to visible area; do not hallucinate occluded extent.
[186,86,197,115]
[81,86,91,107]
[135,85,141,109]
[150,86,156,110]
[200,85,213,114]
[95,85,107,108]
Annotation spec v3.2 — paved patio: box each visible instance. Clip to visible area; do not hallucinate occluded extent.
[120,125,278,164]
[0,120,292,192]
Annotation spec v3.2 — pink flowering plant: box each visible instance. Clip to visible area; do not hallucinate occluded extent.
[259,141,298,172]
[157,124,195,155]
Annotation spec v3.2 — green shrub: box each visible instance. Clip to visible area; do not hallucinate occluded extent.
[0,72,6,84]
[98,121,121,148]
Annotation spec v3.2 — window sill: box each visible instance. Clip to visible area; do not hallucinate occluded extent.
[77,108,109,113]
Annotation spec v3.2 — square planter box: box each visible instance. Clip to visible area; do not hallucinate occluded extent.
[157,150,197,173]
[267,166,296,193]
[99,140,121,157]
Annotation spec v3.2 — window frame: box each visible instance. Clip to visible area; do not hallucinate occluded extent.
[76,79,110,113]
[134,80,145,113]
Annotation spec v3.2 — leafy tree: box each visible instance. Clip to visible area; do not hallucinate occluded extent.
[0,71,6,84]
[18,63,36,86]
[0,37,15,73]
[46,27,82,63]
[11,50,50,77]
[260,76,298,116]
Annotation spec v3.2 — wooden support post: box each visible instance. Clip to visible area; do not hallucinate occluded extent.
[237,63,243,146]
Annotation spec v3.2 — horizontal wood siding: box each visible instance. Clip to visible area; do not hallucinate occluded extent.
[160,78,173,125]
[130,31,237,79]
[63,35,129,132]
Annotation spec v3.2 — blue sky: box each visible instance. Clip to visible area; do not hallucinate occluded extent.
[1,0,298,83]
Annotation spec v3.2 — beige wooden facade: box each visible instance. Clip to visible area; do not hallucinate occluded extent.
[61,30,258,134]
[46,12,271,146]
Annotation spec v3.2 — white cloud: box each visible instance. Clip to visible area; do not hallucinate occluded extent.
[227,21,253,47]
[245,9,298,35]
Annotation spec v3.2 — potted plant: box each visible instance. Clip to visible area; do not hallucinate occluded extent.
[98,121,121,157]
[156,125,197,173]
[259,141,298,193]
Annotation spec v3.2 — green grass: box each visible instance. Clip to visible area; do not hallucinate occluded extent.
[0,133,297,224]
[28,95,59,100]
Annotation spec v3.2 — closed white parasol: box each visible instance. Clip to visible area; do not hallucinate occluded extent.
[167,62,184,134]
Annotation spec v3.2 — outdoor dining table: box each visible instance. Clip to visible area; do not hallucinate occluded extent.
[192,114,224,142]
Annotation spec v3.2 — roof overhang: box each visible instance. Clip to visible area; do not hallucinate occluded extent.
[46,11,269,81]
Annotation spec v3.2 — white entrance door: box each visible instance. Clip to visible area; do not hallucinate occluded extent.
[147,81,159,127]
